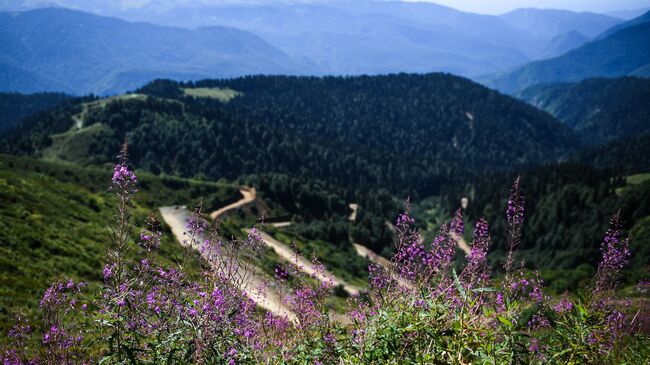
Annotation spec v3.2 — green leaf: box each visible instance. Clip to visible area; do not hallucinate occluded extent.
[472,287,497,293]
[498,316,514,328]
[576,303,588,318]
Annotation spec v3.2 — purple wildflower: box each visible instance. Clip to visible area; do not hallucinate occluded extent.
[528,337,539,353]
[504,177,524,275]
[460,218,491,289]
[274,264,290,282]
[528,314,550,329]
[553,294,573,314]
[112,164,137,186]
[506,177,525,227]
[594,213,630,297]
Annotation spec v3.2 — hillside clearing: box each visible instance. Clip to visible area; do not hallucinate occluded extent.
[183,87,242,102]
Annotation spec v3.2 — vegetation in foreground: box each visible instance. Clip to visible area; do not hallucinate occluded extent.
[0,154,238,332]
[0,146,648,364]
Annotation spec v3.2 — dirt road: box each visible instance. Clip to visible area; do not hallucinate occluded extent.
[209,187,256,220]
[269,221,292,228]
[348,203,358,222]
[159,206,295,320]
[249,229,361,296]
[353,243,391,268]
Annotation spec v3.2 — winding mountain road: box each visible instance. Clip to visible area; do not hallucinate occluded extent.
[210,187,256,220]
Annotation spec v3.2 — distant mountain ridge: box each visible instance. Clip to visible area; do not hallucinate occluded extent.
[0,8,307,95]
[107,1,623,73]
[538,30,590,59]
[598,9,650,38]
[490,13,650,93]
[0,1,629,93]
[499,8,621,39]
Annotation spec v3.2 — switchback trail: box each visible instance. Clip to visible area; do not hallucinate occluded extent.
[210,187,256,220]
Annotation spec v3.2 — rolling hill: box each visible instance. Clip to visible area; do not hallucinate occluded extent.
[0,8,306,95]
[2,74,580,197]
[517,77,650,144]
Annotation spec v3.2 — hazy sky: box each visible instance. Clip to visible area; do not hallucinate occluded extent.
[410,0,650,15]
[74,0,650,15]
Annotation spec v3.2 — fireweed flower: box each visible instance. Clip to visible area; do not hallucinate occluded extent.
[110,143,138,197]
[529,278,544,303]
[528,314,550,329]
[460,218,491,289]
[102,263,116,284]
[529,337,539,353]
[553,293,574,314]
[112,164,137,186]
[504,177,524,276]
[139,214,162,253]
[368,262,391,290]
[594,213,630,298]
[495,292,506,312]
[274,264,290,282]
[506,178,524,226]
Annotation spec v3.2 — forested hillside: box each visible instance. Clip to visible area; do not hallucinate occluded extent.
[579,134,650,173]
[517,77,650,144]
[0,92,69,133]
[441,163,650,291]
[2,74,648,291]
[2,74,579,197]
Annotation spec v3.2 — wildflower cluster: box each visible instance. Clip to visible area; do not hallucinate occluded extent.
[1,147,648,364]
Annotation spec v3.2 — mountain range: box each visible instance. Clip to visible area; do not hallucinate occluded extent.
[0,8,307,95]
[3,1,649,95]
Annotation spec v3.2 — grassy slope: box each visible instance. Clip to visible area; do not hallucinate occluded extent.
[183,87,242,102]
[0,154,238,332]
